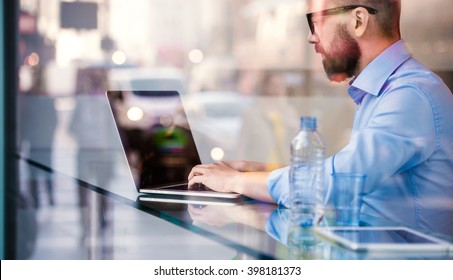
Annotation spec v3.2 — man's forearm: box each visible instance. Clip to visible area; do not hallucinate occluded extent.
[235,172,276,204]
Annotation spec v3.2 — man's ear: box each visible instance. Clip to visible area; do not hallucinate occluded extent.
[350,7,370,38]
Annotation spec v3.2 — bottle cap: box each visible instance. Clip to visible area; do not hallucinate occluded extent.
[300,116,317,131]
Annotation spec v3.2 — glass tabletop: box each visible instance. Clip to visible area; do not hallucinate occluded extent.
[17,155,452,260]
[13,94,453,260]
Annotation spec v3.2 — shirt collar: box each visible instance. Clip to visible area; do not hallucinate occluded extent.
[348,40,412,103]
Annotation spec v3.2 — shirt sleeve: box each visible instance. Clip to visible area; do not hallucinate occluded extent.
[265,84,437,204]
[266,166,290,207]
[264,207,290,245]
[332,84,437,194]
[265,158,334,207]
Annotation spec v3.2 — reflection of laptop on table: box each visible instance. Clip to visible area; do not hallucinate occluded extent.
[106,90,243,203]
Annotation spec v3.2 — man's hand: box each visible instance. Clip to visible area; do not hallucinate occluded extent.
[188,161,277,204]
[188,162,242,193]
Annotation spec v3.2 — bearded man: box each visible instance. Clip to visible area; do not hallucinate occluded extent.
[188,0,453,235]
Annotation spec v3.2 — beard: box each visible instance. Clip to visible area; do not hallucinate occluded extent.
[319,24,361,82]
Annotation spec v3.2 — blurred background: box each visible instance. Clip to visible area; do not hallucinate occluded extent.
[16,0,453,163]
[3,0,453,259]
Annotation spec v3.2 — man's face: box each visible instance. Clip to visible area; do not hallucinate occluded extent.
[307,0,362,82]
[318,24,361,82]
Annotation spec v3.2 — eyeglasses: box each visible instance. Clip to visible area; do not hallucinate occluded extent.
[306,5,377,34]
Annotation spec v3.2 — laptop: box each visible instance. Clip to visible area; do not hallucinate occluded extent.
[105,90,243,202]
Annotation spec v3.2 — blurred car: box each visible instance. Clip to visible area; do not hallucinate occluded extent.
[111,90,183,131]
[108,66,187,94]
[107,67,188,130]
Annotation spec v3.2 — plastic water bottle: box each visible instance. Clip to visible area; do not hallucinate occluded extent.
[289,116,325,227]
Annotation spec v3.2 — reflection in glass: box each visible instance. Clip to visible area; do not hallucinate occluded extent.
[12,0,453,260]
[287,226,327,260]
[236,71,299,165]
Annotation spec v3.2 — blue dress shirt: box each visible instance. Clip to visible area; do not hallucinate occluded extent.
[266,40,453,236]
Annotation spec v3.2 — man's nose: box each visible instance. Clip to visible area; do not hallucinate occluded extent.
[307,32,319,44]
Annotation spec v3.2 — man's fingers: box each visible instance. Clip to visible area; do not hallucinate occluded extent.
[188,163,221,180]
[188,173,204,186]
[187,204,203,215]
[188,164,207,180]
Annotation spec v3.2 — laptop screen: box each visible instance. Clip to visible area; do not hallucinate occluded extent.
[106,90,201,191]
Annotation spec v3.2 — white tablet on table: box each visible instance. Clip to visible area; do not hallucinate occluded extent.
[313,226,452,253]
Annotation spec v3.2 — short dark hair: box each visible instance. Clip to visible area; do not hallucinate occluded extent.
[332,0,401,38]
